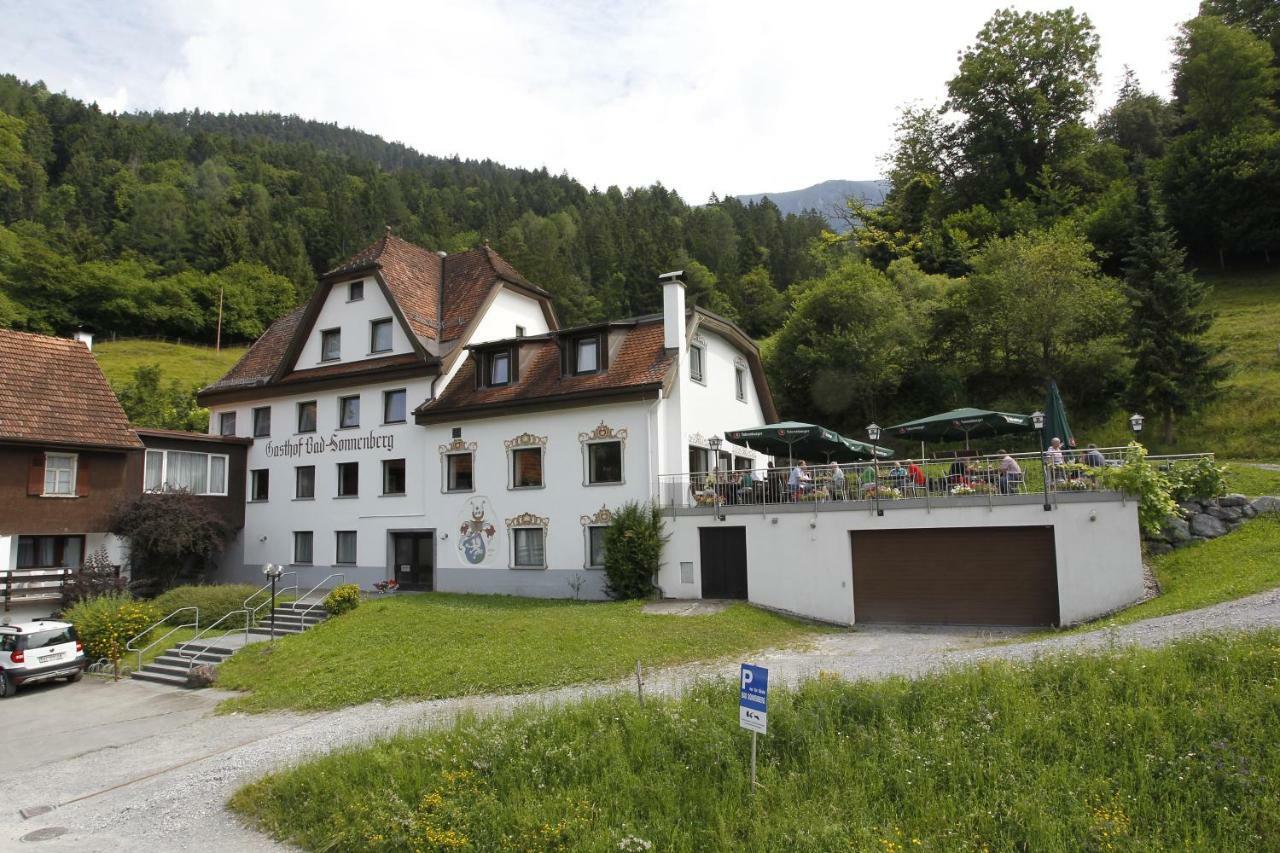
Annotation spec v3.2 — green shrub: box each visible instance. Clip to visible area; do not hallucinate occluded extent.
[1097,443,1179,536]
[151,584,259,628]
[323,584,361,616]
[603,501,668,600]
[63,593,161,679]
[1167,456,1229,502]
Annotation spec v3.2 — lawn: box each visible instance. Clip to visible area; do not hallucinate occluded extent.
[93,339,247,389]
[231,630,1280,851]
[1226,463,1280,498]
[214,594,822,713]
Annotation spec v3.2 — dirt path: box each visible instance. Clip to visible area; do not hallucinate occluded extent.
[3,588,1278,852]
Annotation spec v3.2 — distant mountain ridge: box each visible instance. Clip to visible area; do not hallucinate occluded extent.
[736,180,887,231]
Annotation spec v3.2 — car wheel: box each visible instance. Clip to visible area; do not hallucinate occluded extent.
[0,670,16,698]
[66,669,84,683]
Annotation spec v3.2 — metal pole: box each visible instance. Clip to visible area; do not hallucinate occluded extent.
[270,574,277,643]
[1038,428,1051,512]
[750,731,758,793]
[873,446,883,517]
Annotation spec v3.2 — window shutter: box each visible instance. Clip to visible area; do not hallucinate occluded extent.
[599,333,609,371]
[560,342,569,377]
[27,453,44,496]
[510,347,519,384]
[76,455,90,497]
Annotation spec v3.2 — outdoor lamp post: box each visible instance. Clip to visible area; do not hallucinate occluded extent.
[262,562,284,643]
[1129,412,1144,435]
[866,424,883,517]
[1031,410,1051,512]
[707,436,724,521]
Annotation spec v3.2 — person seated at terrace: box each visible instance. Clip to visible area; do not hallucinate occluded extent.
[998,449,1024,494]
[1083,443,1106,467]
[1045,437,1067,480]
[888,460,909,488]
[906,459,926,487]
[859,463,878,496]
[947,459,968,488]
[788,460,812,496]
[829,462,847,499]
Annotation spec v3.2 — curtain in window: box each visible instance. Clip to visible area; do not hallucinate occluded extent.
[62,536,82,568]
[515,529,544,566]
[167,451,208,494]
[514,449,542,487]
[209,456,227,494]
[336,532,357,564]
[144,451,164,491]
[44,455,75,494]
[589,527,607,567]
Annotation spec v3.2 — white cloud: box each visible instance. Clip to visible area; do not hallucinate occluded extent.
[2,0,1200,200]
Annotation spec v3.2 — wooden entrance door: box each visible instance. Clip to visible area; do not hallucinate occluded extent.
[392,532,435,591]
[699,527,748,599]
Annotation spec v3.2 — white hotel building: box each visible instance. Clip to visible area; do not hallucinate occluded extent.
[199,232,774,600]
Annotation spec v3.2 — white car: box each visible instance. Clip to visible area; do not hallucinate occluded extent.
[0,619,86,697]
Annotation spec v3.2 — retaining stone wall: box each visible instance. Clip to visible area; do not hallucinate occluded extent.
[1145,494,1280,555]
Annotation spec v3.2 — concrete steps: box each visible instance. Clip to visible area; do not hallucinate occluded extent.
[129,603,328,688]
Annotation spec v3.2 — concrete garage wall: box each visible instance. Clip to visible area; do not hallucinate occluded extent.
[659,493,1144,627]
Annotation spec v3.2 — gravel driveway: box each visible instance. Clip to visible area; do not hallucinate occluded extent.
[3,587,1278,852]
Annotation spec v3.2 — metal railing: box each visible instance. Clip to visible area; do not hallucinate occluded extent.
[657,447,1215,512]
[244,571,297,628]
[293,573,344,620]
[2,567,74,611]
[175,608,251,671]
[126,607,200,673]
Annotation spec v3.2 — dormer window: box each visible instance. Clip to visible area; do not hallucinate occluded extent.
[320,328,341,362]
[349,281,364,301]
[490,350,511,386]
[573,336,600,375]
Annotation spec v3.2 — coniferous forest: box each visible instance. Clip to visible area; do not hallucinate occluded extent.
[1,1,1276,442]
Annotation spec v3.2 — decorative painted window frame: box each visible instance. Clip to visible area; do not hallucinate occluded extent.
[439,437,478,494]
[505,432,548,490]
[579,504,613,570]
[579,421,627,486]
[733,356,749,403]
[506,511,549,570]
[689,334,708,385]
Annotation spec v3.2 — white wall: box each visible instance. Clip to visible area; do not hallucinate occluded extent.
[296,276,415,367]
[437,287,551,391]
[659,495,1144,626]
[674,323,770,474]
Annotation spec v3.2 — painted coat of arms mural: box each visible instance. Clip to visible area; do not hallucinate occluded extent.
[458,495,498,566]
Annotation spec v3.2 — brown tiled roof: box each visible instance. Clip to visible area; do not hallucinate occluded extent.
[276,352,425,385]
[0,329,142,449]
[417,320,675,419]
[133,427,252,446]
[201,306,306,394]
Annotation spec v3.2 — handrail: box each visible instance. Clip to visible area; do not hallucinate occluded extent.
[175,608,250,670]
[246,575,298,630]
[244,572,297,619]
[295,573,344,620]
[126,606,200,673]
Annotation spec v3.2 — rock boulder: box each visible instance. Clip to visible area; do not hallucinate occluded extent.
[1189,512,1228,539]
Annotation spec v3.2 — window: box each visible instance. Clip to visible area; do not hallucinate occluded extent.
[511,447,543,488]
[335,531,357,565]
[690,344,705,383]
[43,453,77,496]
[515,325,526,338]
[320,328,341,362]
[298,401,317,433]
[735,455,752,471]
[16,535,84,569]
[735,365,747,401]
[348,280,364,301]
[688,445,709,475]
[370,318,393,353]
[383,458,406,495]
[295,465,315,500]
[250,469,269,501]
[339,395,360,429]
[384,389,407,424]
[575,336,599,374]
[586,526,607,569]
[219,411,237,437]
[337,462,359,497]
[293,531,313,565]
[445,453,473,492]
[587,441,623,484]
[488,350,511,386]
[512,528,546,568]
[144,450,228,495]
[252,406,271,438]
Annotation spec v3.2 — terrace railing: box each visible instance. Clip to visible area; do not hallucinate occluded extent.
[657,447,1214,512]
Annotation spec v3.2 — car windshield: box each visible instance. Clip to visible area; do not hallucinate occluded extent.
[27,627,75,650]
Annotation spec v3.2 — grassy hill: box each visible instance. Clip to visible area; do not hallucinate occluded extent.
[94,339,247,391]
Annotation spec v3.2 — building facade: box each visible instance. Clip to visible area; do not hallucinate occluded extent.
[198,234,774,597]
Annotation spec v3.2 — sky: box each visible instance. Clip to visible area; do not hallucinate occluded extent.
[2,0,1201,202]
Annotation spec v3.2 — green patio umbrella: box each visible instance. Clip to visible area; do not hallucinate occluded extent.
[725,421,893,465]
[1042,380,1076,450]
[886,407,1034,449]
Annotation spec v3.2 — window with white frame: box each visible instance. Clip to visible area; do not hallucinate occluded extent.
[339,395,360,429]
[335,530,357,565]
[575,336,599,374]
[320,328,341,362]
[370,318,393,353]
[586,526,607,569]
[690,343,705,383]
[293,531,313,565]
[735,364,747,401]
[43,453,77,496]
[512,527,546,568]
[143,450,228,496]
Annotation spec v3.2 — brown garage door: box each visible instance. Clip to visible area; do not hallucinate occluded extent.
[851,527,1059,626]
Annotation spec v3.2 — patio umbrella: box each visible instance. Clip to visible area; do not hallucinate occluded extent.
[1043,380,1076,450]
[886,407,1034,449]
[724,421,893,466]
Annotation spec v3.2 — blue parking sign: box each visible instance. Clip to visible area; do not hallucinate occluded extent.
[739,663,768,734]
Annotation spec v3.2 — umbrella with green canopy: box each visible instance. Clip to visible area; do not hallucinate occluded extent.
[1042,380,1076,450]
[724,421,893,465]
[886,407,1034,449]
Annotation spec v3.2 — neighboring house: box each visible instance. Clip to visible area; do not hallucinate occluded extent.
[0,329,143,575]
[198,233,774,597]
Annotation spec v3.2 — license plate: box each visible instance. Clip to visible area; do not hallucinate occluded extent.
[39,653,64,663]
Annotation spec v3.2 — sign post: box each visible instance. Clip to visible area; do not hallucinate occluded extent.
[739,663,768,792]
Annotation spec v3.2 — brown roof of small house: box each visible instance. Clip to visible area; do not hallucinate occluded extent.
[133,427,253,446]
[0,329,143,450]
[201,306,307,394]
[416,319,676,421]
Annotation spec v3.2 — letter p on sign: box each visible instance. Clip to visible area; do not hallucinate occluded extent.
[738,663,768,734]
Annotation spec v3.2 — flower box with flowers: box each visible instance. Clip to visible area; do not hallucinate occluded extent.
[950,484,976,496]
[373,579,399,594]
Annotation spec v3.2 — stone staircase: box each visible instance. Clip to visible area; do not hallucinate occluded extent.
[130,601,328,688]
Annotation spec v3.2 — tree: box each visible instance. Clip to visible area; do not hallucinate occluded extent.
[1123,177,1226,443]
[1173,15,1278,135]
[768,259,918,431]
[946,8,1100,205]
[1096,68,1175,161]
[111,492,232,594]
[114,364,209,432]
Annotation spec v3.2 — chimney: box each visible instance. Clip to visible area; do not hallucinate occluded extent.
[73,329,94,351]
[659,270,686,350]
